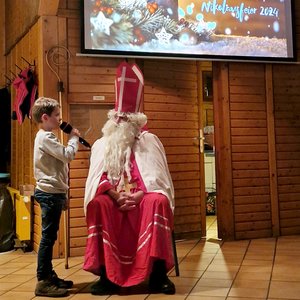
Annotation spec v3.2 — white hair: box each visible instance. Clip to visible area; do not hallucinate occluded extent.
[102,110,147,184]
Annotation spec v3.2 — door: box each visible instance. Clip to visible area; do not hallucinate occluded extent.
[198,61,217,239]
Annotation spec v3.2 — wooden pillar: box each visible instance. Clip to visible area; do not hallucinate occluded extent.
[37,15,69,258]
[265,64,280,236]
[213,62,235,240]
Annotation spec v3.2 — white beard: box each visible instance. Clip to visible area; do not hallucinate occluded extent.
[102,110,147,184]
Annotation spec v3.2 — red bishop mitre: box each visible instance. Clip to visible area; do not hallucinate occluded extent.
[114,61,144,114]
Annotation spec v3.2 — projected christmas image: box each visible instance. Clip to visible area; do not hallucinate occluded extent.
[84,0,293,59]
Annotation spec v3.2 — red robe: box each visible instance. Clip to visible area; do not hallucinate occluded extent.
[83,132,174,287]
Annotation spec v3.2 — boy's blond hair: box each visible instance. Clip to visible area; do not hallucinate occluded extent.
[32,97,60,123]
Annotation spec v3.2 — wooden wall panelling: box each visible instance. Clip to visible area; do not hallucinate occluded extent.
[20,30,31,186]
[8,49,17,188]
[143,60,201,238]
[213,62,234,240]
[67,17,122,104]
[5,0,39,53]
[229,63,272,240]
[9,28,37,188]
[273,64,300,235]
[68,104,114,257]
[6,21,40,250]
[69,150,88,257]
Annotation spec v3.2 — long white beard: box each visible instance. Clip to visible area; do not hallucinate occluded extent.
[102,111,147,184]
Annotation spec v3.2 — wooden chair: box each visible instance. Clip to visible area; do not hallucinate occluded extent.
[171,230,180,276]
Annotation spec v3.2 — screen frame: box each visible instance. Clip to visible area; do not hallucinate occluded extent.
[80,0,297,63]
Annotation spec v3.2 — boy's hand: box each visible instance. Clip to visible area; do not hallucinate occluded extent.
[70,128,80,138]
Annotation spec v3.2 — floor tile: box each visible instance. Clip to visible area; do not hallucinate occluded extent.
[189,285,230,297]
[244,253,274,261]
[186,296,226,300]
[235,271,271,281]
[206,263,240,273]
[0,268,20,275]
[147,295,186,300]
[109,295,148,300]
[11,277,37,292]
[70,294,109,300]
[228,287,268,298]
[275,255,300,265]
[201,271,236,280]
[169,269,204,278]
[272,265,300,281]
[227,298,265,300]
[238,264,273,273]
[0,291,35,299]
[194,278,232,288]
[0,281,24,291]
[232,279,269,289]
[0,274,35,283]
[242,259,273,266]
[269,281,300,299]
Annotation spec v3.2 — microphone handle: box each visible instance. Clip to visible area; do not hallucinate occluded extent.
[79,137,91,148]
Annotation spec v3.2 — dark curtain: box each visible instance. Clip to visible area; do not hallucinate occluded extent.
[0,88,11,172]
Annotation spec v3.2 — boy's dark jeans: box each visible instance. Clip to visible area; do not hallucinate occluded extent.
[34,189,66,281]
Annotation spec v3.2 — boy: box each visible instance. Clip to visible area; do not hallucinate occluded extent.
[32,97,80,297]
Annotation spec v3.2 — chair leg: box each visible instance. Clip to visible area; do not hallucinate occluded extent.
[171,230,180,276]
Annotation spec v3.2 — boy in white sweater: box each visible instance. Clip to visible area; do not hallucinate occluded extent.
[32,97,80,297]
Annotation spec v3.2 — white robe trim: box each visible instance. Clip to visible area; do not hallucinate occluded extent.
[84,131,175,215]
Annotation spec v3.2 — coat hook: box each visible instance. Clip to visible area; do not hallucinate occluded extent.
[21,56,35,67]
[4,75,12,83]
[15,64,22,72]
[10,70,17,79]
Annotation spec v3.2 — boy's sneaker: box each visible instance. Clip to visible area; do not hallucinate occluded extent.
[35,279,69,297]
[51,272,73,289]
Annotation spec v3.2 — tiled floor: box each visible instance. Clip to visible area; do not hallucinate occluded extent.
[1,216,300,299]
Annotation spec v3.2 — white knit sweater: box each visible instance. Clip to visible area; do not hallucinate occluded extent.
[34,129,79,194]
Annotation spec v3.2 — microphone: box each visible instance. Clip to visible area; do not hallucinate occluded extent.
[60,121,91,149]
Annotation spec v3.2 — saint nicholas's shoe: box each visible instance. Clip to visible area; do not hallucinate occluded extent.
[90,276,120,295]
[149,275,176,295]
